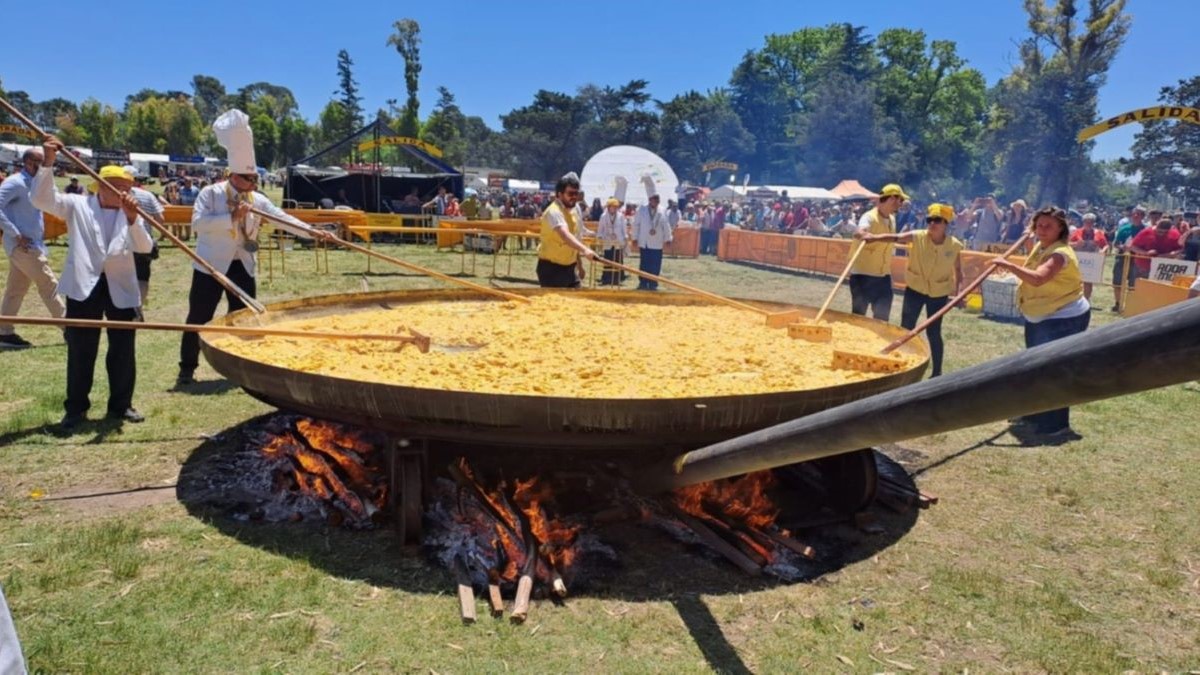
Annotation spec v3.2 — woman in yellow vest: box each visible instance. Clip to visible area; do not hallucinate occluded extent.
[857,203,964,377]
[849,183,908,322]
[992,205,1090,442]
[537,172,598,288]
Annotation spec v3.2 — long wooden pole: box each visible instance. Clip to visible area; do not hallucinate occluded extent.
[880,232,1032,354]
[0,96,265,314]
[597,255,771,316]
[0,315,431,352]
[813,240,866,323]
[248,207,530,304]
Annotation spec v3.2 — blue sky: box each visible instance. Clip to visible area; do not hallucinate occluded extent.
[3,0,1192,161]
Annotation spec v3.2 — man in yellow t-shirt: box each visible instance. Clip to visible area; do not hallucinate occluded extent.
[849,183,908,322]
[537,172,598,288]
[858,203,964,377]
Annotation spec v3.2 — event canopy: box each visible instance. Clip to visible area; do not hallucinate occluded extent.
[285,118,462,213]
[709,184,838,202]
[580,145,679,206]
[829,179,878,200]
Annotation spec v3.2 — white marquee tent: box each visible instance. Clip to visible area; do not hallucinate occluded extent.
[580,145,679,206]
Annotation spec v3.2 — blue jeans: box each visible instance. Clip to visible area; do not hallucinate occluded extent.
[1021,311,1091,433]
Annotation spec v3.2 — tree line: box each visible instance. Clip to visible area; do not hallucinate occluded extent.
[1,2,1193,207]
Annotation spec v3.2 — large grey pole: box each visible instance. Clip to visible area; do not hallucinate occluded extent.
[634,298,1200,494]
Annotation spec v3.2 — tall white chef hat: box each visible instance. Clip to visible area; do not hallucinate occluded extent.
[641,174,658,200]
[213,109,256,175]
[613,175,628,204]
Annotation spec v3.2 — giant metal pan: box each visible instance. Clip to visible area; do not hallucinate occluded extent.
[201,288,929,451]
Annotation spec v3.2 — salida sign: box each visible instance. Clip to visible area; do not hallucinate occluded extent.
[1078,106,1200,141]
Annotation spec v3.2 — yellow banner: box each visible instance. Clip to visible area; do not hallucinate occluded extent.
[356,136,443,157]
[701,161,738,173]
[0,124,37,139]
[1078,106,1200,141]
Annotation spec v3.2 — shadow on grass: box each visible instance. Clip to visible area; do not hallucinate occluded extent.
[177,417,921,672]
[168,379,239,396]
[0,417,169,446]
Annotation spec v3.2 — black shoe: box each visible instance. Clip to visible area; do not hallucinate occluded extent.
[176,370,196,386]
[0,334,32,349]
[1110,304,1120,312]
[60,413,85,430]
[107,408,145,423]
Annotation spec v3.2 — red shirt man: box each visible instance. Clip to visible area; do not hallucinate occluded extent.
[1129,219,1182,274]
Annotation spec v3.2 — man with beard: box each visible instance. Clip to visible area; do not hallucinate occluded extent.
[536,172,597,288]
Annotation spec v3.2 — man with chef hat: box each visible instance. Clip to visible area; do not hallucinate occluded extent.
[631,175,672,290]
[177,109,332,387]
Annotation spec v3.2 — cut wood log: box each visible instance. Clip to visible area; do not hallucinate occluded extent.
[487,569,504,618]
[453,557,477,625]
[510,575,534,623]
[663,502,761,576]
[765,527,817,560]
[551,570,568,598]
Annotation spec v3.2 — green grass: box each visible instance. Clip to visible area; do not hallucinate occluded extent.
[2,231,1199,672]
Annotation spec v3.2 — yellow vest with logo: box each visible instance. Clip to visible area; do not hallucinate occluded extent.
[538,200,579,265]
[851,208,895,276]
[1018,240,1084,318]
[906,231,964,297]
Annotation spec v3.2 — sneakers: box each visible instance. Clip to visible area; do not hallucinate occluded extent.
[106,408,145,424]
[0,334,32,349]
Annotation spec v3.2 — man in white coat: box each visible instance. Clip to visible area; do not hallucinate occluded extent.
[177,109,329,386]
[631,176,672,290]
[31,137,153,429]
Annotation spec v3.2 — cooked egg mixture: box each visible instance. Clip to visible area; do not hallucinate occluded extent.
[211,295,919,398]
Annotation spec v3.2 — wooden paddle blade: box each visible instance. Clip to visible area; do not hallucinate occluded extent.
[766,310,806,328]
[408,330,432,353]
[787,322,833,343]
[831,349,908,374]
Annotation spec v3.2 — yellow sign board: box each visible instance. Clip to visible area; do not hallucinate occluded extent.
[356,136,444,158]
[1078,106,1200,141]
[0,124,37,139]
[701,161,738,173]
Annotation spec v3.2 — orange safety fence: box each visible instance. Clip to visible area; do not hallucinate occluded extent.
[39,206,369,242]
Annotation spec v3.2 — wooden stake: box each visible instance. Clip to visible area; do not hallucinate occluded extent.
[0,315,430,351]
[453,557,477,625]
[487,569,504,618]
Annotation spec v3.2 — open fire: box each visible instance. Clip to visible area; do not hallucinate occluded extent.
[196,414,932,624]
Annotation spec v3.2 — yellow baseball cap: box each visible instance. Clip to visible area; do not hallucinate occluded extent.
[606,197,621,207]
[926,203,955,221]
[879,183,910,201]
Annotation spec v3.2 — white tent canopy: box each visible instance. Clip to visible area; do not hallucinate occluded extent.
[709,184,838,202]
[580,145,679,206]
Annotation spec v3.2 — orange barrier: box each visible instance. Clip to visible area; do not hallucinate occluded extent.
[1124,276,1193,316]
[40,205,369,242]
[719,228,1041,290]
[437,219,539,248]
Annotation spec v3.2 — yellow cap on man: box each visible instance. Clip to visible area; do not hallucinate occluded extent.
[926,203,955,221]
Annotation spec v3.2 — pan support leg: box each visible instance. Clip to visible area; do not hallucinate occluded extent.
[388,437,428,545]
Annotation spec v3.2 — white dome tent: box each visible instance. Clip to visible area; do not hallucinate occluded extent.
[580,145,679,206]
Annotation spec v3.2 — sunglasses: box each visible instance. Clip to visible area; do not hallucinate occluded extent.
[235,174,258,184]
[926,217,946,224]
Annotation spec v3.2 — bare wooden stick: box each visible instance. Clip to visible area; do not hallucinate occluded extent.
[248,206,530,304]
[453,557,477,625]
[814,240,866,322]
[487,569,504,618]
[0,315,430,352]
[881,232,1032,354]
[510,575,534,623]
[0,96,264,314]
[765,528,816,560]
[663,502,761,576]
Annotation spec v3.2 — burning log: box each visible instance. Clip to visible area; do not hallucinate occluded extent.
[663,502,761,576]
[551,569,568,598]
[764,527,816,560]
[453,557,477,625]
[510,501,540,624]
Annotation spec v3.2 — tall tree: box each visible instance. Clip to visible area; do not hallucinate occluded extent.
[386,19,422,138]
[249,113,279,167]
[576,80,660,152]
[191,74,227,125]
[873,29,987,190]
[334,49,365,132]
[1122,76,1200,205]
[77,98,120,149]
[500,90,588,180]
[421,87,467,164]
[987,0,1130,205]
[278,115,311,165]
[658,90,754,182]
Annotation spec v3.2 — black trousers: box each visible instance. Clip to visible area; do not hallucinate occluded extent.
[179,261,256,373]
[900,288,950,377]
[638,248,664,289]
[600,248,624,285]
[65,275,138,417]
[536,258,581,288]
[849,274,893,322]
